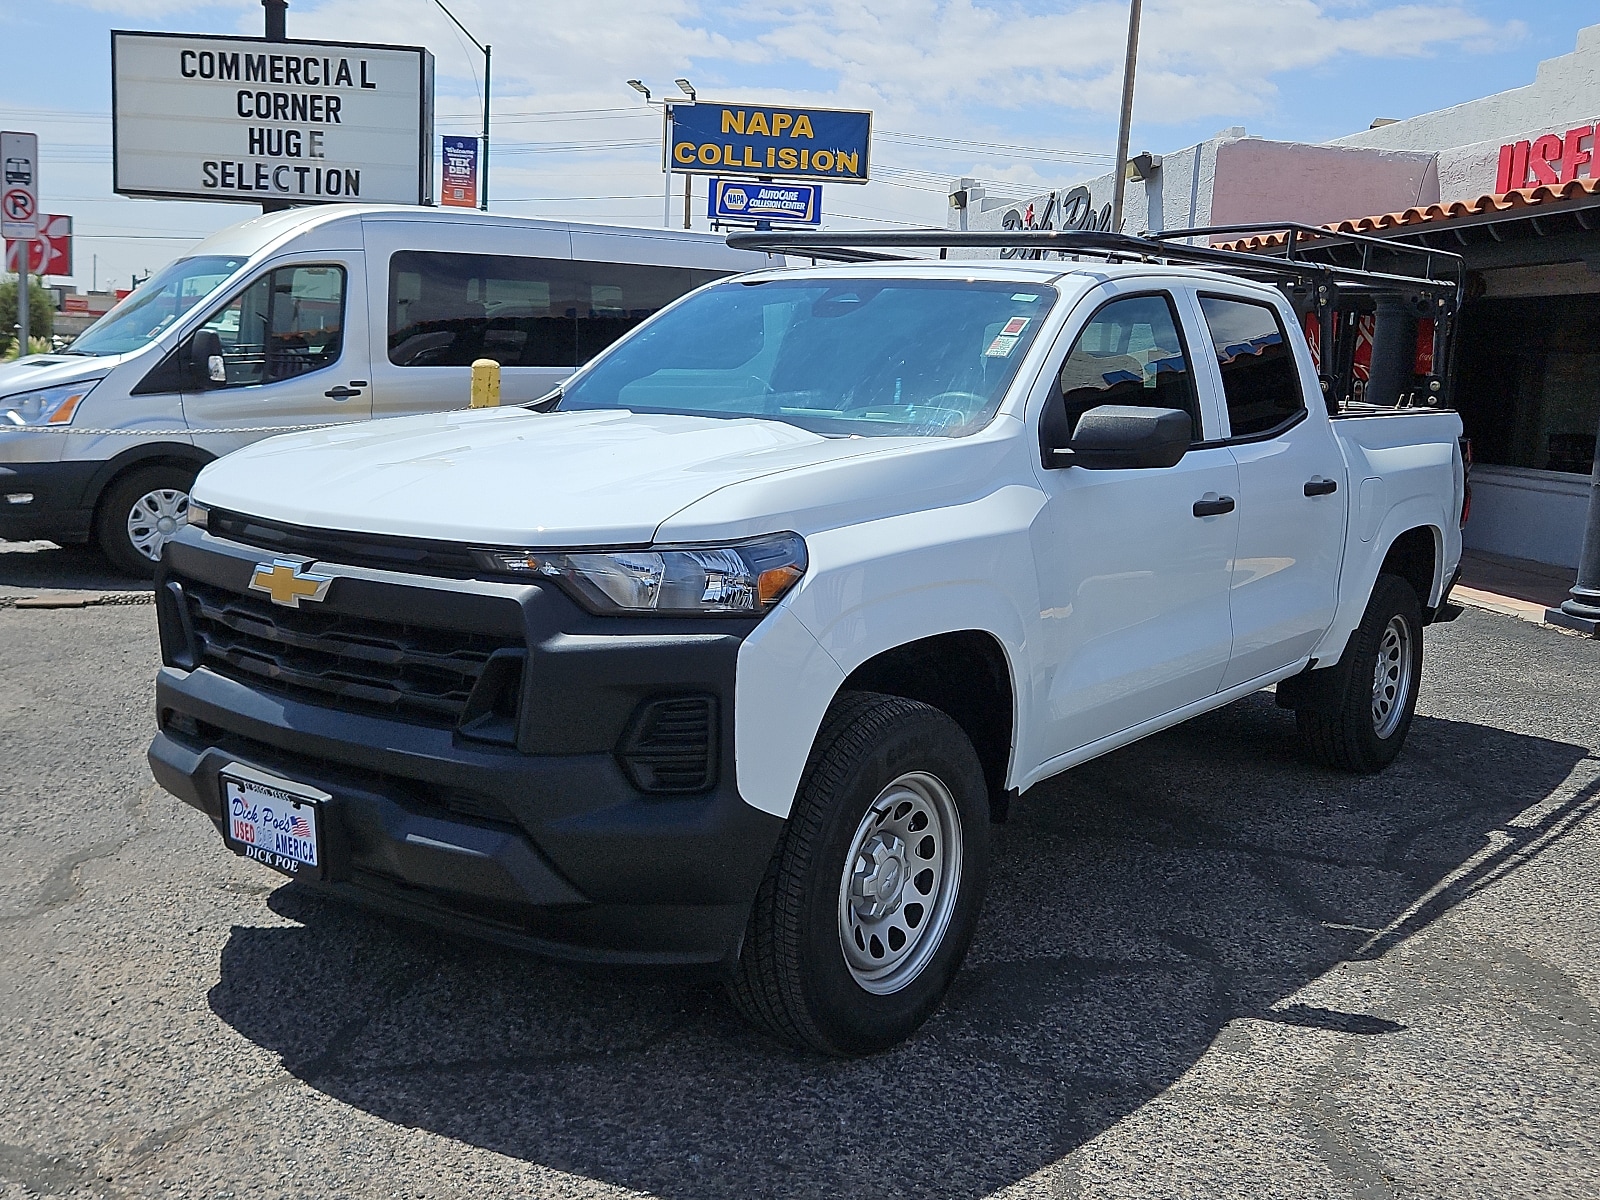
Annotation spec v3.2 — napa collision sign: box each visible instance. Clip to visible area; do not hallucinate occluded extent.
[668,103,870,184]
[111,30,434,205]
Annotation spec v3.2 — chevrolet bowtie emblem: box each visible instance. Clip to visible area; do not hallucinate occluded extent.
[249,559,333,608]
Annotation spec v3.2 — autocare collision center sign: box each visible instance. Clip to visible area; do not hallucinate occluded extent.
[112,31,433,205]
[669,103,870,183]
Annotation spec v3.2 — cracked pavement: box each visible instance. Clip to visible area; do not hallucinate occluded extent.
[2,548,1599,1199]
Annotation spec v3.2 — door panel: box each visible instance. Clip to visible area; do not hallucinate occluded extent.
[181,257,370,459]
[1027,285,1239,764]
[1191,291,1346,688]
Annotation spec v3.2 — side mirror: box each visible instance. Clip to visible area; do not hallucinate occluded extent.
[1047,404,1191,470]
[183,330,226,388]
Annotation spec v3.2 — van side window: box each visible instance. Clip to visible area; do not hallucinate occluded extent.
[575,262,727,362]
[193,264,345,387]
[1197,295,1306,437]
[1055,293,1199,439]
[389,251,577,368]
[388,251,727,369]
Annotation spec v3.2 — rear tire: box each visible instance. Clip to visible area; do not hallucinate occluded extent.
[1296,573,1424,773]
[728,691,991,1056]
[94,463,197,579]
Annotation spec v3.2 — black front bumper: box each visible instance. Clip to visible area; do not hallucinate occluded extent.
[148,528,786,966]
[0,460,98,542]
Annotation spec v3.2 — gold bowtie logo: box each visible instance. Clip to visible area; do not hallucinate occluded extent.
[249,559,333,608]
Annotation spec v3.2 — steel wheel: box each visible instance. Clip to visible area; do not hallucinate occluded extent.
[1371,613,1414,739]
[837,770,963,996]
[126,487,189,563]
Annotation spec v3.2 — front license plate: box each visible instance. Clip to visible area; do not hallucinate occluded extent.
[220,766,328,879]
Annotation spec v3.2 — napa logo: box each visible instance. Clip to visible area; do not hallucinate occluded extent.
[724,186,750,212]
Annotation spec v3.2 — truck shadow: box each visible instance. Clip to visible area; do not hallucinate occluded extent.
[208,694,1598,1199]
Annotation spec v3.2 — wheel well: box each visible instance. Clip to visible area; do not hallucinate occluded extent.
[88,449,212,534]
[1379,526,1437,607]
[841,631,1015,821]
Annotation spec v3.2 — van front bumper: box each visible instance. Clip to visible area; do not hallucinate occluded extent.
[0,460,97,542]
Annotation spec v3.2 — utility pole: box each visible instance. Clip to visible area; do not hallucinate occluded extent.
[434,2,491,210]
[1108,0,1143,236]
[260,0,291,214]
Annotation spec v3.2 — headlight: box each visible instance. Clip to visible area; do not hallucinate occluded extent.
[186,502,210,530]
[481,532,807,616]
[1,380,100,427]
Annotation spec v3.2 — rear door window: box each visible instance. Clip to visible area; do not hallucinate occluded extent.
[1197,295,1306,437]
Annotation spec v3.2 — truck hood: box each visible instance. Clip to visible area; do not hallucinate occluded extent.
[193,406,921,546]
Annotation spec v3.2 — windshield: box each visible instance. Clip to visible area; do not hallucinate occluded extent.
[68,255,249,356]
[556,277,1055,437]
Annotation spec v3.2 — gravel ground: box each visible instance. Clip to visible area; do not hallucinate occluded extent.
[2,544,1597,1199]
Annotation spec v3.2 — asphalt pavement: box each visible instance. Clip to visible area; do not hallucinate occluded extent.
[2,540,1598,1199]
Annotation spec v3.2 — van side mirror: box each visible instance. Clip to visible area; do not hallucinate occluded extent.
[1046,405,1191,470]
[183,330,226,388]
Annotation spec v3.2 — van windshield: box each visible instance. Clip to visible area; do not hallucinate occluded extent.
[67,255,249,356]
[555,277,1055,437]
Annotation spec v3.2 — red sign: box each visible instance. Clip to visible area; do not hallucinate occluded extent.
[63,295,90,313]
[4,213,71,276]
[1496,123,1596,193]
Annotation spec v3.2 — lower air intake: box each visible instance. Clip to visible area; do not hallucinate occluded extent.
[617,695,719,794]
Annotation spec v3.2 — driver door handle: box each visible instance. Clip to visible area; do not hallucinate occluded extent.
[1193,494,1236,517]
[324,384,363,400]
[1304,476,1339,497]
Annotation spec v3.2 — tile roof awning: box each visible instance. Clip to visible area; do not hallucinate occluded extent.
[1217,177,1600,256]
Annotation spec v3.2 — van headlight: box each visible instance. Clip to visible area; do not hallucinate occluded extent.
[1,380,100,427]
[480,532,807,616]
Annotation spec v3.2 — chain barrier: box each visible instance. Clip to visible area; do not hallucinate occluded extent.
[2,407,480,438]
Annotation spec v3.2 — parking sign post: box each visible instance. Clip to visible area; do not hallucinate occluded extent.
[2,132,39,355]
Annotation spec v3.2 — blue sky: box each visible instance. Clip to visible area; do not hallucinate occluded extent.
[0,0,1595,291]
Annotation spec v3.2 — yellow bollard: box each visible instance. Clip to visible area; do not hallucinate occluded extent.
[470,358,502,408]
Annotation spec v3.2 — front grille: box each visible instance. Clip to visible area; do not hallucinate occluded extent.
[207,510,482,577]
[617,696,718,793]
[182,578,521,727]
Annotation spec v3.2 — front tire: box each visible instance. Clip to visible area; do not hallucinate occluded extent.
[94,463,197,579]
[728,691,991,1056]
[1296,573,1424,773]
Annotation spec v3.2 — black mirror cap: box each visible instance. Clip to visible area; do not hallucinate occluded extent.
[1059,404,1191,470]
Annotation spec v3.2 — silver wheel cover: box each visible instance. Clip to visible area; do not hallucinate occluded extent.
[1371,613,1414,739]
[837,770,963,995]
[125,487,189,563]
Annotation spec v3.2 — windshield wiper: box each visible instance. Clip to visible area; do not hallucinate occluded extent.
[527,388,562,413]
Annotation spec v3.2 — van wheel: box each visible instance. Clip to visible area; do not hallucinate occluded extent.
[727,691,990,1056]
[1296,573,1424,773]
[95,464,197,578]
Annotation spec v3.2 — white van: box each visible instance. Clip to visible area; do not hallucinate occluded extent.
[0,205,779,574]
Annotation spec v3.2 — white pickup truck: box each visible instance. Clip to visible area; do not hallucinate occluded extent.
[147,227,1467,1056]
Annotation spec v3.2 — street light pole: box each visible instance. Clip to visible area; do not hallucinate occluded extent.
[675,79,696,230]
[434,1,491,210]
[1547,417,1600,635]
[1108,0,1143,236]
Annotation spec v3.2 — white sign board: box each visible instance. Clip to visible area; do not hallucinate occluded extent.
[112,31,433,206]
[1,131,39,239]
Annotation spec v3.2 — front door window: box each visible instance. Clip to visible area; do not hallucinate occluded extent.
[196,264,347,387]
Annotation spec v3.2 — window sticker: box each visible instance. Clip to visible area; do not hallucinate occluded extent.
[984,333,1021,357]
[1000,316,1030,336]
[1011,293,1040,302]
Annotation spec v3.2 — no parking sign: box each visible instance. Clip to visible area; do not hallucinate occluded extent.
[1,131,38,240]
